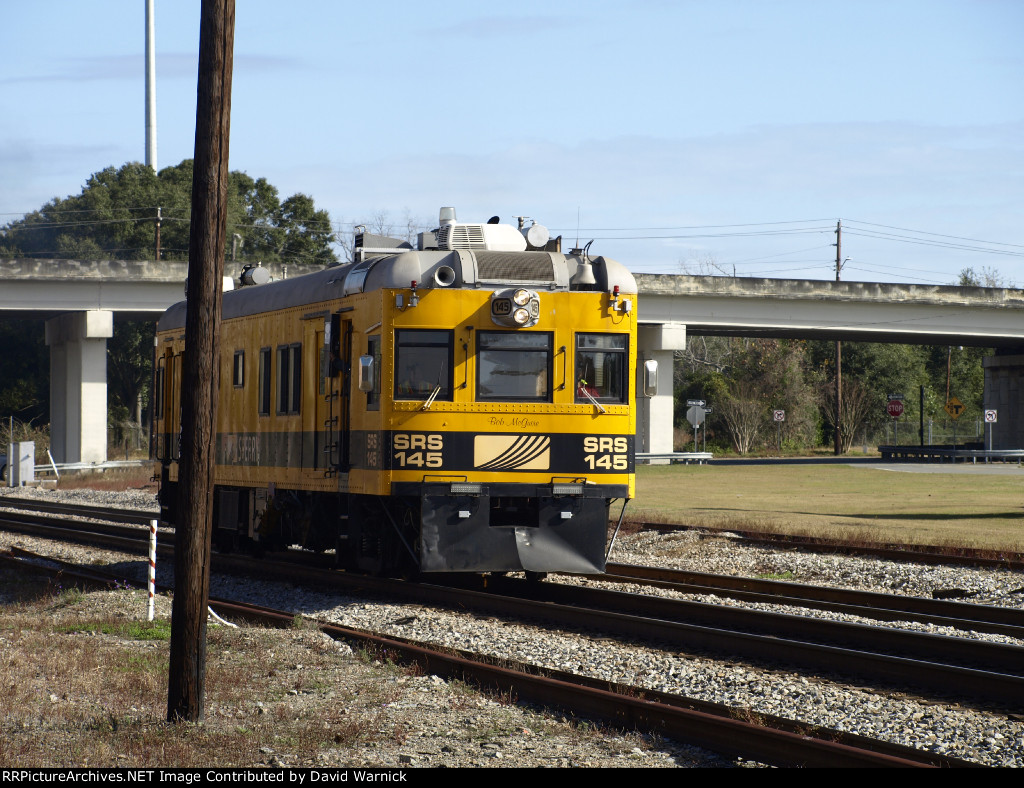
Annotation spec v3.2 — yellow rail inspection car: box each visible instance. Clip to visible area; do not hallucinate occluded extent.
[155,210,649,575]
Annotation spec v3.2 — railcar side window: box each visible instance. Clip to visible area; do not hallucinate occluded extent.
[233,350,244,388]
[394,330,452,401]
[477,331,551,402]
[277,343,302,415]
[258,347,271,415]
[575,333,627,403]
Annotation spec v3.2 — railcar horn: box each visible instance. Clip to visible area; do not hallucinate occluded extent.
[434,265,457,287]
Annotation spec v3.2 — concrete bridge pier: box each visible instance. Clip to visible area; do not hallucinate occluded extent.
[45,310,113,464]
[636,322,687,455]
[983,351,1024,450]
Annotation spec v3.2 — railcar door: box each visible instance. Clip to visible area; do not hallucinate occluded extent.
[312,323,330,472]
[153,348,168,462]
[324,313,352,474]
[167,350,182,461]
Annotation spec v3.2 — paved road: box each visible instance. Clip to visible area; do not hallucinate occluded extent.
[710,457,1023,475]
[854,462,1024,476]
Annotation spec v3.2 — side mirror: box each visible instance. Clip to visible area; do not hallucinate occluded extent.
[357,355,374,392]
[643,360,658,397]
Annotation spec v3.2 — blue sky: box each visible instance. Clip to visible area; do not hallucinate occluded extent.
[2,1,1022,285]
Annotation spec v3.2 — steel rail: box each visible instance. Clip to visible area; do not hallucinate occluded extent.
[0,510,162,555]
[4,496,1021,570]
[631,521,1024,570]
[603,562,1024,638]
[0,495,157,525]
[9,500,1019,640]
[217,555,1024,708]
[0,548,975,768]
[5,507,1024,707]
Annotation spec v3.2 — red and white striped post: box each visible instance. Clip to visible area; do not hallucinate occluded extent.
[148,520,157,621]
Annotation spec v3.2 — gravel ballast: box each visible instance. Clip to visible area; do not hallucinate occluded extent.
[2,486,1022,767]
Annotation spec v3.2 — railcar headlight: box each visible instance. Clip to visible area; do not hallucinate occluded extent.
[491,288,541,328]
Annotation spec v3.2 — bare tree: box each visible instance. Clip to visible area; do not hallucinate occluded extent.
[719,379,766,454]
[821,376,873,454]
[675,335,734,376]
[678,251,734,277]
[337,210,430,261]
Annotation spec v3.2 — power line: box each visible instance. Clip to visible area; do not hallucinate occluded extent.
[552,218,835,232]
[842,228,1024,258]
[845,219,1024,250]
[843,264,954,285]
[718,243,836,266]
[561,228,834,241]
[6,208,1023,269]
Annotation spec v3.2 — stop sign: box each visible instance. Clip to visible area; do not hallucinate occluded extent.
[887,399,904,418]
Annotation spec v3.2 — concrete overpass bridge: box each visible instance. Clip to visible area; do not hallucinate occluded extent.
[635,274,1024,349]
[633,274,1024,457]
[0,258,319,466]
[2,259,1022,463]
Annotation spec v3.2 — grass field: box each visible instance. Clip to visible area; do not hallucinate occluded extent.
[632,463,1024,553]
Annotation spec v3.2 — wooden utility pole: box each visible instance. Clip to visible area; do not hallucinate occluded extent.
[834,220,842,456]
[167,0,235,723]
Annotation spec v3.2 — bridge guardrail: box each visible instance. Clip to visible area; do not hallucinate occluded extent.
[636,452,713,465]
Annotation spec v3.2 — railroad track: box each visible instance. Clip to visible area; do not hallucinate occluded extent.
[1,546,977,768]
[4,498,1023,709]
[453,575,1024,709]
[0,495,157,525]
[0,503,162,555]
[632,520,1024,571]
[603,562,1024,639]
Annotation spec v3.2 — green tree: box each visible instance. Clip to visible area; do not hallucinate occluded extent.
[0,161,339,431]
[925,344,987,428]
[678,337,818,454]
[0,320,49,426]
[809,341,929,445]
[958,267,1013,289]
[0,160,338,266]
[807,338,988,447]
[107,321,156,427]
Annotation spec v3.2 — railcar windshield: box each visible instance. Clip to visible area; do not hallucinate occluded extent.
[394,330,452,401]
[477,331,551,402]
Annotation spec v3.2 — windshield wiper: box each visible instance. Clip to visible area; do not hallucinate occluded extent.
[421,384,442,411]
[421,362,446,411]
[578,384,607,414]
